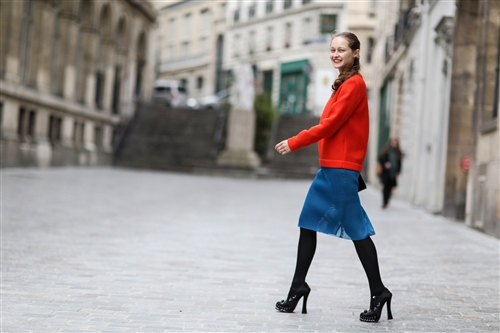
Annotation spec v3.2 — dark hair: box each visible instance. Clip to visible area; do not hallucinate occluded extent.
[330,31,361,95]
[380,138,403,160]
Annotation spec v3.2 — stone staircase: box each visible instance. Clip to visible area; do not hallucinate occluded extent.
[262,114,320,179]
[114,104,226,172]
[114,105,321,178]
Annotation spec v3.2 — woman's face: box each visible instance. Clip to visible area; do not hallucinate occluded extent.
[330,37,359,73]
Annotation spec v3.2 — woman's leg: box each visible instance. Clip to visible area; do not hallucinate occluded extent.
[355,237,393,322]
[291,227,317,289]
[382,182,391,208]
[353,236,385,297]
[276,228,316,313]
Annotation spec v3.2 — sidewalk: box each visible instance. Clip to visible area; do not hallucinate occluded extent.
[2,167,499,332]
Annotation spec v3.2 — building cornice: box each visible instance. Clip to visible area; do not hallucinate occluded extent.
[160,53,210,73]
[160,0,194,12]
[0,81,121,125]
[125,0,157,22]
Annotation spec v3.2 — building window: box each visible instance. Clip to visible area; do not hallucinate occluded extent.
[51,10,62,95]
[284,0,292,10]
[266,0,274,14]
[249,30,256,54]
[168,45,174,60]
[168,19,176,43]
[266,27,273,51]
[73,121,80,147]
[367,37,375,64]
[285,23,292,48]
[219,3,226,20]
[184,13,191,39]
[17,108,26,139]
[0,102,3,135]
[233,8,240,23]
[492,28,500,119]
[20,0,34,86]
[200,37,207,54]
[197,76,204,90]
[201,9,210,32]
[27,110,36,139]
[182,42,190,57]
[17,107,36,142]
[320,14,337,34]
[233,33,240,57]
[248,3,256,19]
[180,78,188,91]
[303,18,311,44]
[48,115,62,146]
[95,71,104,110]
[73,121,85,148]
[302,0,311,4]
[94,126,102,149]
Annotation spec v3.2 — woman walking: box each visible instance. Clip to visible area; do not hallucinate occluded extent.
[378,138,403,209]
[274,32,392,323]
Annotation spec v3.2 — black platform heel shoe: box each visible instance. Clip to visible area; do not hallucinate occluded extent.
[275,283,311,314]
[359,288,393,322]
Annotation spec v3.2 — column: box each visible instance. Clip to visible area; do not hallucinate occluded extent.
[33,108,52,167]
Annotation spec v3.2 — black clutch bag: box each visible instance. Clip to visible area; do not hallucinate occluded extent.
[358,174,367,192]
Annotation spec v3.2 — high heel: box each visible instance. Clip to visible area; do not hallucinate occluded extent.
[276,283,311,314]
[359,287,393,322]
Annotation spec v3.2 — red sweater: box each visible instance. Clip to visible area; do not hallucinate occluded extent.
[287,74,369,172]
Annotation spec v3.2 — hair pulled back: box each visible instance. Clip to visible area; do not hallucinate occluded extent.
[331,32,361,95]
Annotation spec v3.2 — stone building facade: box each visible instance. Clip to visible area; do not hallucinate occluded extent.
[448,0,499,237]
[156,0,228,100]
[0,0,156,167]
[367,0,455,213]
[369,0,499,238]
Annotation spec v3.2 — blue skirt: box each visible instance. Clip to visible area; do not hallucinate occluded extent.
[298,168,375,240]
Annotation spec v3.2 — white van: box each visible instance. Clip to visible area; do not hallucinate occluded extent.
[152,80,188,107]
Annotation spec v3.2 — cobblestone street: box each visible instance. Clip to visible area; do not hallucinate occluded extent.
[2,167,499,332]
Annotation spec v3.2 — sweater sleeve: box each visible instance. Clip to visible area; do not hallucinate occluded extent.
[287,77,363,151]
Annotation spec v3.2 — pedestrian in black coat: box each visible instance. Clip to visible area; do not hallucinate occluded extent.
[378,138,403,208]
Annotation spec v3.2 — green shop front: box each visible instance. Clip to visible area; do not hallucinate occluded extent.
[279,60,310,114]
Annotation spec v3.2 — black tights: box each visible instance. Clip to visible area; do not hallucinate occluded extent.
[383,182,395,207]
[290,228,385,297]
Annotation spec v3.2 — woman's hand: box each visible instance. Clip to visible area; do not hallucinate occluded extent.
[275,140,291,155]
